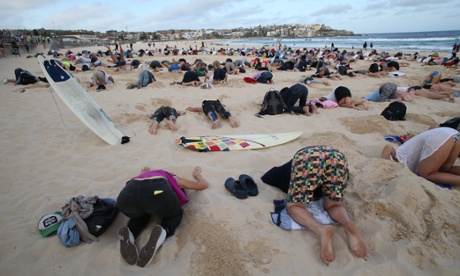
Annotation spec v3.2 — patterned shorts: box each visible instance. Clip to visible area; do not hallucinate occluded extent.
[288,146,349,204]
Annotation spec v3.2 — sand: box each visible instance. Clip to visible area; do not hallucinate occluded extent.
[0,40,459,276]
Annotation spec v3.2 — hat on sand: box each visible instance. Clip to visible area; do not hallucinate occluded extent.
[38,211,62,237]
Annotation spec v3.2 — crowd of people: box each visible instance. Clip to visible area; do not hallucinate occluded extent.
[3,39,459,268]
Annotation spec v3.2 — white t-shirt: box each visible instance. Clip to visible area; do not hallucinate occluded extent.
[396,127,458,174]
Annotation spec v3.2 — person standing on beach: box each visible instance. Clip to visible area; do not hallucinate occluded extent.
[117,166,209,267]
[363,41,367,50]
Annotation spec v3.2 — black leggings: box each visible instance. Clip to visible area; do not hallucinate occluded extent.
[202,100,231,121]
[117,178,183,238]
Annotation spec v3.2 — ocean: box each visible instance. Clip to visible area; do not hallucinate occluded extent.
[216,30,460,53]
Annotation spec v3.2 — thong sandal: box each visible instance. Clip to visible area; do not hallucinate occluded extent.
[225,177,248,199]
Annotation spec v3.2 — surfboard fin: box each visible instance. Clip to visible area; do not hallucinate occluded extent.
[121,136,131,144]
[179,137,203,144]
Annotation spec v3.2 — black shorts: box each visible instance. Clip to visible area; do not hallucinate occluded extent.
[182,71,200,83]
[213,68,226,81]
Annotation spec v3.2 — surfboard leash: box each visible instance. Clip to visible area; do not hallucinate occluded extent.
[47,86,70,130]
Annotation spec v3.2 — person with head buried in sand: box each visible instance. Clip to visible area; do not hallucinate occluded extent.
[147,106,185,135]
[284,146,367,265]
[320,86,368,110]
[117,165,209,267]
[186,100,238,129]
[381,127,460,186]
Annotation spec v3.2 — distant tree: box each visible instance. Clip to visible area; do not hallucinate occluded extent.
[140,32,147,40]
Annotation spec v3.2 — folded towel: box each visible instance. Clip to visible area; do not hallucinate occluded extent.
[270,198,336,230]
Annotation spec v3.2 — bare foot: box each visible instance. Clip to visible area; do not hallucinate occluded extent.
[302,106,311,116]
[344,222,367,260]
[166,121,177,132]
[311,104,318,114]
[192,166,202,180]
[140,166,150,173]
[229,117,238,128]
[323,81,331,86]
[319,225,335,265]
[149,122,158,135]
[211,119,221,129]
[362,101,369,110]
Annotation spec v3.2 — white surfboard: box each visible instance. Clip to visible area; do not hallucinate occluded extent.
[37,55,129,145]
[177,131,303,152]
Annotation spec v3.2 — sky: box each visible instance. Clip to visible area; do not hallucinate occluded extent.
[1,0,459,35]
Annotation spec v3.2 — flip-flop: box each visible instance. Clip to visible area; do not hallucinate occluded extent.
[454,91,459,97]
[225,177,248,199]
[238,174,259,196]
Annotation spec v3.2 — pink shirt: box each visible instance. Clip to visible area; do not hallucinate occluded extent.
[133,170,189,205]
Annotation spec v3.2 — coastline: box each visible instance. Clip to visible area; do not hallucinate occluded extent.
[0,40,459,275]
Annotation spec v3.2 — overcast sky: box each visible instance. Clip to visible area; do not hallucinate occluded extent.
[2,0,459,34]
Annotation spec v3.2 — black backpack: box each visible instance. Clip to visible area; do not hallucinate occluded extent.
[381,102,406,121]
[258,89,286,116]
[83,198,119,237]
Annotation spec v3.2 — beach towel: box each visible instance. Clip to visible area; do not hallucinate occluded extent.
[244,77,257,84]
[310,98,338,109]
[270,198,336,230]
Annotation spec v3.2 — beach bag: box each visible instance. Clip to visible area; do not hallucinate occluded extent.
[258,89,286,115]
[381,102,406,121]
[83,198,119,237]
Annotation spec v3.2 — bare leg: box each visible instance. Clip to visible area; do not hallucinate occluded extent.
[418,138,460,185]
[228,116,238,128]
[149,121,159,135]
[105,45,117,63]
[211,119,221,129]
[324,198,367,260]
[165,120,177,132]
[287,202,335,265]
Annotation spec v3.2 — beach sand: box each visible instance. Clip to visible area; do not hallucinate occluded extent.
[0,41,459,275]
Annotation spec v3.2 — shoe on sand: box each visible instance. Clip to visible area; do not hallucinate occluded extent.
[238,174,259,196]
[118,227,138,265]
[137,225,167,268]
[224,177,248,199]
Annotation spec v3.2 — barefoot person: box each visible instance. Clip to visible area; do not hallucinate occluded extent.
[283,146,367,265]
[186,100,238,129]
[148,106,185,134]
[117,166,209,267]
[381,127,460,186]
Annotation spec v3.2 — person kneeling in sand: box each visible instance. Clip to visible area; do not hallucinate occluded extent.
[280,84,318,115]
[265,146,367,265]
[186,100,238,129]
[381,127,460,186]
[117,166,209,267]
[148,106,185,134]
